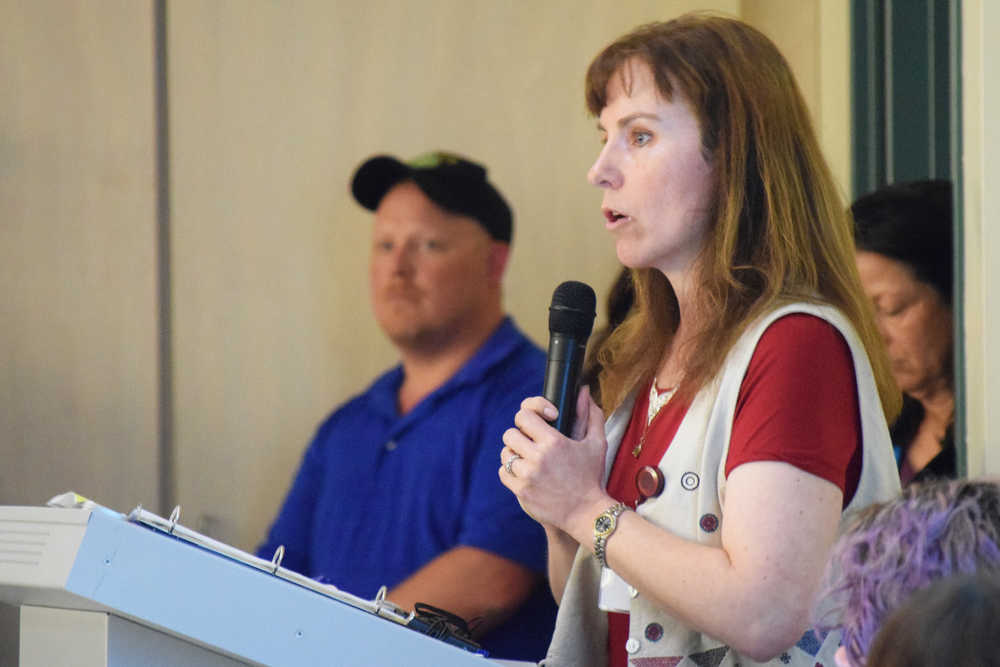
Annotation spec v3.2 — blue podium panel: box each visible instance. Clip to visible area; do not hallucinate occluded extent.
[0,507,499,666]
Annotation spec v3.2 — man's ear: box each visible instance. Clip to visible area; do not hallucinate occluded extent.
[487,242,510,285]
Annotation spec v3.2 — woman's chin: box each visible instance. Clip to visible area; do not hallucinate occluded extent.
[614,243,647,270]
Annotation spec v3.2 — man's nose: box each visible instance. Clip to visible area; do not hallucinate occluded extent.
[389,242,417,275]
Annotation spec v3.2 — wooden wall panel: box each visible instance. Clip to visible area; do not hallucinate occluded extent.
[961,0,1000,476]
[0,1,159,511]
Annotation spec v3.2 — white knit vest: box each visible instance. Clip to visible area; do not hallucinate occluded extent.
[542,302,901,667]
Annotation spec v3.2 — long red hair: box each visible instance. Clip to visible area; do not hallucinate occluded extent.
[586,13,900,421]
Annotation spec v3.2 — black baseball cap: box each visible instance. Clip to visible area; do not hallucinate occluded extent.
[351,151,513,243]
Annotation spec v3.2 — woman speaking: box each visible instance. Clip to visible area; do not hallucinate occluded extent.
[500,13,902,667]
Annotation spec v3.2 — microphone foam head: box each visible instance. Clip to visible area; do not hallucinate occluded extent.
[549,281,597,339]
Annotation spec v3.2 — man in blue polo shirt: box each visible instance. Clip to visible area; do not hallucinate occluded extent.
[257,151,556,660]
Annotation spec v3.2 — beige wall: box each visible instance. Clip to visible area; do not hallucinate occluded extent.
[961,0,1000,477]
[2,0,854,551]
[0,1,160,512]
[743,0,852,197]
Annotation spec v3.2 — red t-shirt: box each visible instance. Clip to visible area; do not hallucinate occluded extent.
[606,314,863,666]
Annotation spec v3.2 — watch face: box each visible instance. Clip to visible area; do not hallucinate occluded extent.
[595,514,614,536]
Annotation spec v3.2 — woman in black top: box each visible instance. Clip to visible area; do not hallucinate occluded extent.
[852,180,956,483]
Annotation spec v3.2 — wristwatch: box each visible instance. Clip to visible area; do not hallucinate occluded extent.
[593,502,628,568]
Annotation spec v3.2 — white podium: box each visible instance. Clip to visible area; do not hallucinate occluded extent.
[0,505,502,666]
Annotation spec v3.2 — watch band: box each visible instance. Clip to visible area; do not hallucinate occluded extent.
[593,502,628,568]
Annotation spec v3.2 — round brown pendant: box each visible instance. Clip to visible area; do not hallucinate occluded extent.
[635,465,665,501]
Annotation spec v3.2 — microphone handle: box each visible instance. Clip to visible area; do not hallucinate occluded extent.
[542,334,588,435]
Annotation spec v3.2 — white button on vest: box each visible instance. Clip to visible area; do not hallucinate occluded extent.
[385,441,397,451]
[625,637,640,654]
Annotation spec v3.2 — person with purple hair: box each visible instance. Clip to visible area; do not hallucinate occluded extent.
[813,478,1000,667]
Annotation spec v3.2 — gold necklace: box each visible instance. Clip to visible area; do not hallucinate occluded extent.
[631,379,676,458]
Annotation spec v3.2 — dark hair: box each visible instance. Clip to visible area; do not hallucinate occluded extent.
[814,479,1000,667]
[851,179,953,304]
[866,572,1000,667]
[581,267,635,408]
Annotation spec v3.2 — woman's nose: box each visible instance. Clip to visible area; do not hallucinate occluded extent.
[875,314,893,344]
[587,145,623,189]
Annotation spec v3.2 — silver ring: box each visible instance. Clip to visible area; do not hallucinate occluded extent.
[505,453,522,476]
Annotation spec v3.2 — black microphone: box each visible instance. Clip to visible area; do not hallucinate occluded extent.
[543,281,597,435]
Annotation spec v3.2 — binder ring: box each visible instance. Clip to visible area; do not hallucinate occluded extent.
[270,545,285,573]
[168,505,181,534]
[374,586,388,613]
